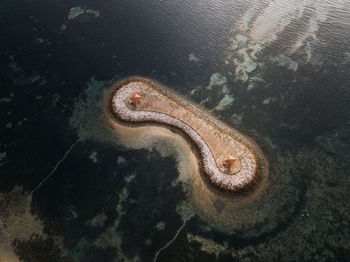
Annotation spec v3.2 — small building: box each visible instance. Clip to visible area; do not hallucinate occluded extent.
[223,154,237,167]
[130,93,142,105]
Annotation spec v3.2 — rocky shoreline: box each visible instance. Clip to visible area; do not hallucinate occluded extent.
[108,76,268,197]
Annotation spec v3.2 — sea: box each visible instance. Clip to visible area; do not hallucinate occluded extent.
[0,0,349,261]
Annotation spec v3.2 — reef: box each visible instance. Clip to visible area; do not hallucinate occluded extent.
[106,76,268,197]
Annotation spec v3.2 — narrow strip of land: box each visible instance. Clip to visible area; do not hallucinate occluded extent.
[109,77,268,195]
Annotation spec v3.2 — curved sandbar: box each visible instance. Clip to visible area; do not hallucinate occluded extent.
[108,77,268,196]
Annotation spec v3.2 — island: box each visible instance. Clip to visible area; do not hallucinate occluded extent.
[105,76,268,197]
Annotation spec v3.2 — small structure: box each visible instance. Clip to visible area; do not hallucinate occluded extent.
[223,155,237,168]
[130,93,142,106]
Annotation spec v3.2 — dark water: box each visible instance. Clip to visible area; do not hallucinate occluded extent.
[1,0,350,261]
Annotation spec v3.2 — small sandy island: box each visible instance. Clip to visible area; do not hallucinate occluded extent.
[107,76,268,197]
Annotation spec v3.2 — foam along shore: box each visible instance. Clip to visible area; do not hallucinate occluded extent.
[105,76,268,197]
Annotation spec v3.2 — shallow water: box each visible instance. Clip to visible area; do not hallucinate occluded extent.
[0,0,349,261]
